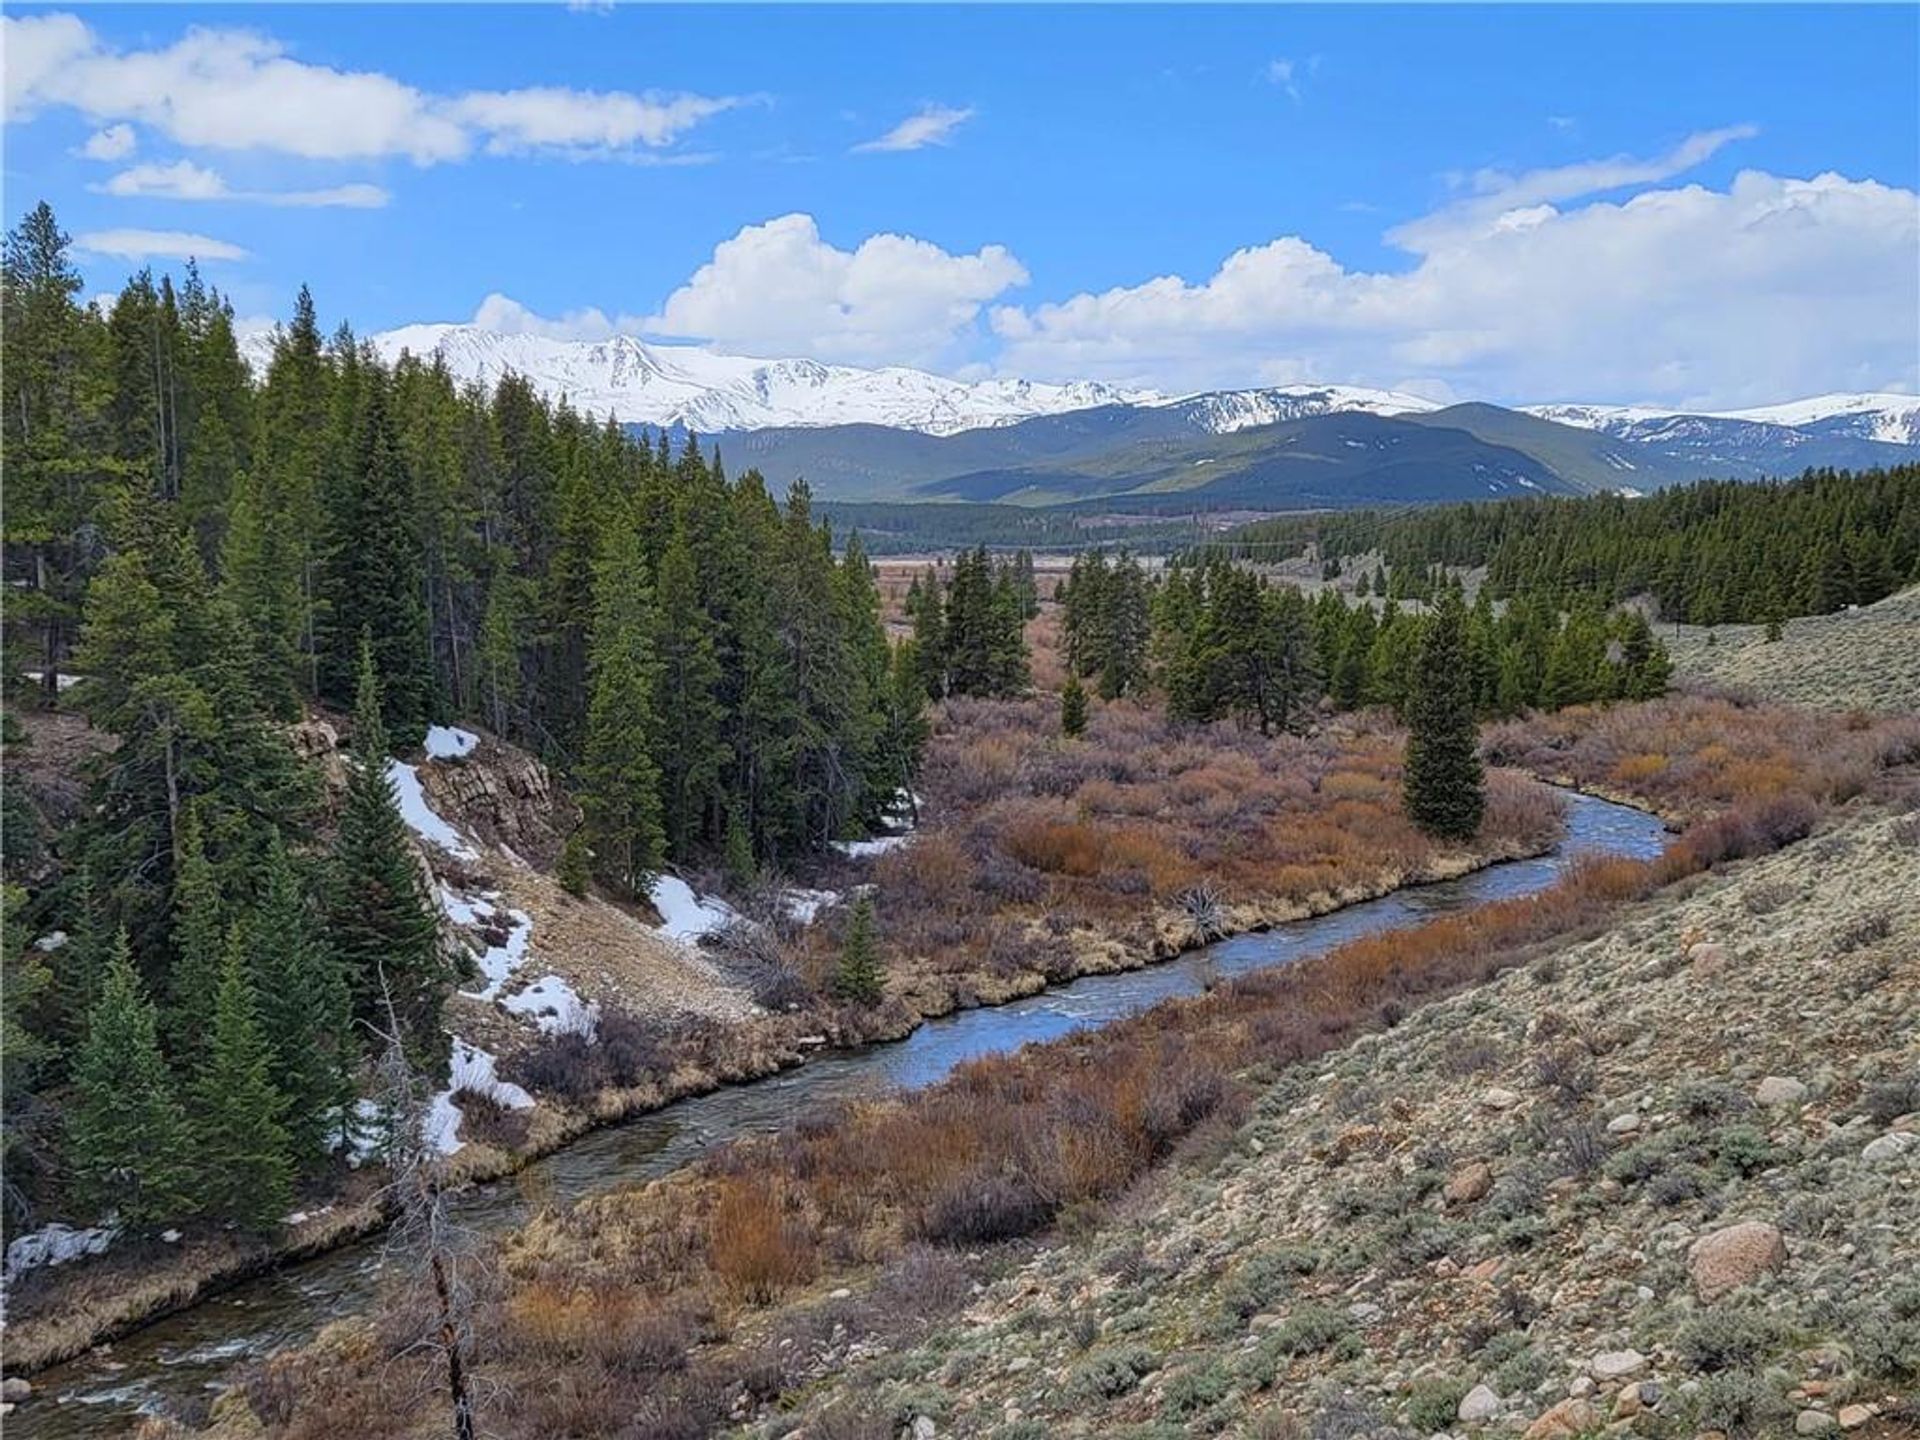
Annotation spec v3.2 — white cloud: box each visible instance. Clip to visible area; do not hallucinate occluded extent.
[448,87,739,157]
[2,12,737,165]
[853,104,974,154]
[92,160,388,208]
[1266,56,1319,103]
[990,165,1919,408]
[78,122,136,160]
[471,292,625,341]
[647,213,1026,367]
[75,228,248,262]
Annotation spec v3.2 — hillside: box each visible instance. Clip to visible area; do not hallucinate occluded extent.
[764,804,1920,1439]
[1668,586,1920,713]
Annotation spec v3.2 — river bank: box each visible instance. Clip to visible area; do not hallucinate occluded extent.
[1,802,1566,1383]
[8,792,1667,1436]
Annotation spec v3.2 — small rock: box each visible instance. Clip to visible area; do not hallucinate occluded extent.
[1481,1087,1522,1111]
[1523,1398,1600,1439]
[1688,1221,1788,1302]
[1688,941,1731,975]
[1459,1384,1502,1423]
[1756,1076,1808,1106]
[1861,1132,1916,1164]
[829,1287,852,1300]
[1796,1411,1836,1435]
[910,1416,937,1440]
[1607,1113,1642,1135]
[1569,1376,1595,1398]
[1445,1161,1495,1205]
[0,1378,29,1403]
[1349,1301,1385,1324]
[1590,1350,1647,1383]
[1838,1404,1877,1429]
[1006,1356,1034,1373]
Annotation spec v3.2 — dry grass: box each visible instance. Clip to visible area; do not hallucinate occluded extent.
[1665,583,1920,713]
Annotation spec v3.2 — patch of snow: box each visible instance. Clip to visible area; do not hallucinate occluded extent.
[34,930,68,952]
[326,1098,388,1167]
[832,834,912,859]
[425,1039,534,1156]
[649,874,739,943]
[464,906,533,1001]
[423,725,479,760]
[20,669,83,691]
[780,887,841,925]
[386,758,478,860]
[283,1205,334,1227]
[501,974,599,1037]
[437,882,486,927]
[4,1220,119,1282]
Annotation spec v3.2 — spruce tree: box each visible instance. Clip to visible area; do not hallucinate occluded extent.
[164,807,225,1062]
[557,829,591,898]
[251,834,356,1168]
[1060,673,1089,737]
[1403,590,1485,841]
[833,893,885,1006]
[66,932,192,1226]
[189,932,294,1229]
[328,641,448,1062]
[579,518,666,894]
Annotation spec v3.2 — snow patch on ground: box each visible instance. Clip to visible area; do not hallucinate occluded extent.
[501,974,599,1037]
[424,725,479,760]
[425,1039,534,1156]
[779,887,841,925]
[650,874,738,942]
[4,1220,119,1283]
[387,758,478,860]
[832,834,912,858]
[326,1099,388,1168]
[464,905,533,1001]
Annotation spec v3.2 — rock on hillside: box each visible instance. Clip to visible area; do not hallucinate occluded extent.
[759,808,1920,1439]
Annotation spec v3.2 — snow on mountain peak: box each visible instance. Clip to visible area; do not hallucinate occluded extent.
[1525,393,1920,447]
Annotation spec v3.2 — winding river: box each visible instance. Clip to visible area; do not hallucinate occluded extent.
[19,791,1668,1438]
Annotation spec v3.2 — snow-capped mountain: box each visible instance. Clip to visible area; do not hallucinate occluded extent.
[1525,393,1920,448]
[1150,384,1440,433]
[241,324,1152,438]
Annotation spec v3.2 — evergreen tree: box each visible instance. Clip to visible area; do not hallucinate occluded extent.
[1403,590,1485,840]
[65,933,192,1226]
[652,517,729,859]
[833,893,885,1006]
[1060,673,1089,737]
[164,808,225,1062]
[327,642,448,1061]
[250,835,356,1167]
[579,518,665,893]
[189,933,294,1229]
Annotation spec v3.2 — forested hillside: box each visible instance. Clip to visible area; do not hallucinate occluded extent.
[1218,468,1920,624]
[1,201,927,1237]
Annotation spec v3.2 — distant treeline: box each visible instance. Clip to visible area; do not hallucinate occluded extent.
[1212,467,1920,625]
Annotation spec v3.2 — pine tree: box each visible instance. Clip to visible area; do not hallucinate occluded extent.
[557,830,590,898]
[66,932,192,1226]
[1403,590,1485,841]
[328,641,448,1062]
[652,516,730,859]
[1060,673,1089,737]
[579,518,665,894]
[833,893,885,1006]
[189,932,294,1229]
[251,835,356,1168]
[164,807,225,1062]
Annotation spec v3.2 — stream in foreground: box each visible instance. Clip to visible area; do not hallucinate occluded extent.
[21,791,1668,1437]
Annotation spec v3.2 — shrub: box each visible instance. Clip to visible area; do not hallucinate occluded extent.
[1069,1345,1160,1402]
[916,1167,1052,1246]
[1159,1361,1233,1421]
[1677,1304,1784,1372]
[1693,1368,1790,1436]
[1267,1303,1350,1357]
[707,1177,816,1305]
[1402,1377,1472,1432]
[1860,1073,1920,1125]
[1709,1124,1778,1178]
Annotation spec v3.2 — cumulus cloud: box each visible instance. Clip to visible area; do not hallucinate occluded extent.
[1265,56,1318,103]
[2,12,737,165]
[646,213,1026,366]
[78,122,136,160]
[990,162,1919,407]
[853,104,974,154]
[92,160,389,208]
[470,292,628,341]
[75,228,248,262]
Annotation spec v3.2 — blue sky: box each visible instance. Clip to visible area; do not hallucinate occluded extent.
[4,4,1916,407]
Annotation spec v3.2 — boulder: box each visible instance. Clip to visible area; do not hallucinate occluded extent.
[1861,1132,1916,1164]
[1689,1221,1788,1302]
[1444,1161,1495,1205]
[1796,1411,1836,1435]
[1480,1087,1522,1111]
[1838,1404,1877,1429]
[1606,1112,1642,1135]
[1523,1398,1600,1439]
[1458,1384,1502,1423]
[1756,1076,1808,1106]
[0,1378,29,1403]
[1589,1350,1647,1383]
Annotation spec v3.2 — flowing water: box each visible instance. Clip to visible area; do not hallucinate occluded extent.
[18,791,1668,1437]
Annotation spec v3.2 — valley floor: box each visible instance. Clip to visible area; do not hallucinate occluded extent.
[762,805,1920,1440]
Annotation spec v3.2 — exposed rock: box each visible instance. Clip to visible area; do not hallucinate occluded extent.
[1606,1112,1641,1134]
[287,718,339,758]
[0,1378,30,1402]
[909,1416,937,1440]
[1756,1075,1808,1106]
[1523,1398,1600,1438]
[1458,1384,1502,1422]
[1589,1350,1646,1383]
[1860,1131,1916,1164]
[1687,941,1731,975]
[1688,1221,1788,1302]
[1444,1161,1494,1205]
[1796,1410,1836,1435]
[1838,1404,1877,1429]
[1480,1086,1522,1111]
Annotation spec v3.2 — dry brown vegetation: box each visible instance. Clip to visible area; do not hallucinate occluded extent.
[198,697,1920,1440]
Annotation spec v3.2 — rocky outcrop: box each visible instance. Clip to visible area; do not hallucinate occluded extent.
[416,734,576,869]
